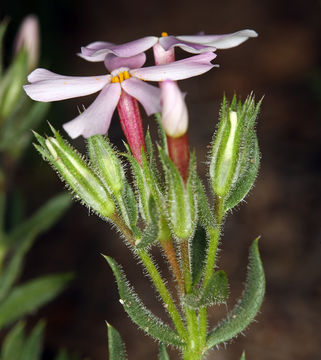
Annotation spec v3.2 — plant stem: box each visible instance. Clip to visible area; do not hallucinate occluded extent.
[111,212,187,340]
[198,196,225,352]
[138,249,187,340]
[180,238,192,293]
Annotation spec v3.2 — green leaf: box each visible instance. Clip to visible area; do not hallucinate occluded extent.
[7,193,71,245]
[104,255,184,347]
[107,323,127,360]
[186,270,228,309]
[0,232,34,302]
[158,343,170,360]
[20,320,45,360]
[191,224,207,286]
[154,113,168,153]
[0,18,9,77]
[200,270,228,306]
[240,351,246,360]
[54,349,78,360]
[1,321,26,360]
[224,135,260,212]
[205,238,265,350]
[0,273,72,329]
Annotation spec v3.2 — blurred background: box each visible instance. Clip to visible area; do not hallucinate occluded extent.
[1,0,320,359]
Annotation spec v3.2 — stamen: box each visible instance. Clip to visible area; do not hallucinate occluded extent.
[161,32,168,37]
[111,71,131,83]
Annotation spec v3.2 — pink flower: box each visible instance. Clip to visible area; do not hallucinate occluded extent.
[23,52,216,139]
[78,29,257,64]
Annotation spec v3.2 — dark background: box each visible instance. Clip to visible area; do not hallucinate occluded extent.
[1,0,321,359]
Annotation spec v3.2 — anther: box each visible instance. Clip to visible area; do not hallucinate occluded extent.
[161,32,168,37]
[118,72,124,82]
[112,76,120,83]
[124,71,130,80]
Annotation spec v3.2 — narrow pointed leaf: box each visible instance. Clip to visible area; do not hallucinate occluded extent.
[20,320,45,360]
[104,255,184,347]
[0,232,34,302]
[7,193,71,245]
[240,351,246,360]
[1,322,26,360]
[195,177,216,229]
[206,238,265,350]
[0,273,72,328]
[107,323,127,360]
[199,270,228,306]
[158,343,170,360]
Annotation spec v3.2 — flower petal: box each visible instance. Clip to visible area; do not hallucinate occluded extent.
[24,69,111,102]
[177,29,258,49]
[104,53,146,72]
[130,52,217,82]
[63,83,121,139]
[121,78,161,116]
[159,35,216,54]
[79,37,158,62]
[78,41,114,62]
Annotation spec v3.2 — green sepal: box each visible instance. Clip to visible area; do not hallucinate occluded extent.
[136,197,159,249]
[205,238,265,350]
[20,320,45,360]
[87,135,124,195]
[158,343,170,360]
[191,224,207,286]
[145,130,162,190]
[34,128,115,218]
[195,177,216,229]
[107,323,127,360]
[120,181,139,232]
[123,150,151,222]
[154,113,168,154]
[104,255,184,347]
[224,134,260,212]
[185,270,228,308]
[0,321,25,360]
[0,273,73,329]
[240,351,246,360]
[210,95,261,209]
[158,148,196,239]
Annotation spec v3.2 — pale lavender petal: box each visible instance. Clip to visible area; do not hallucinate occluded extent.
[24,69,111,102]
[81,41,114,56]
[130,52,217,82]
[63,83,121,139]
[177,29,258,49]
[121,78,161,116]
[104,53,146,72]
[159,35,216,54]
[79,37,158,62]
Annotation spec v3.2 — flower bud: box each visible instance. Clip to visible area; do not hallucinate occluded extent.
[35,130,115,218]
[161,80,188,138]
[87,135,124,195]
[210,95,261,208]
[14,15,40,71]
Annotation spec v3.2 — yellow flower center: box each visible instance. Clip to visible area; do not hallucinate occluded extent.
[111,70,131,83]
[161,32,168,37]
